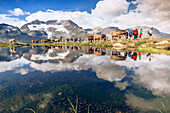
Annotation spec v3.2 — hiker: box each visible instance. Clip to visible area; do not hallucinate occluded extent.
[125,32,128,40]
[128,51,132,58]
[124,52,128,58]
[73,38,76,42]
[129,30,133,40]
[147,53,152,61]
[132,52,137,61]
[148,27,154,39]
[139,29,143,39]
[133,29,138,40]
[138,52,142,60]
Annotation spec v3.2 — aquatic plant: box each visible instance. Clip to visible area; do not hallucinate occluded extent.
[67,95,78,113]
[138,47,170,55]
[157,102,167,113]
[24,108,36,113]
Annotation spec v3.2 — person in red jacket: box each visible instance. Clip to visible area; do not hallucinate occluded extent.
[133,29,138,40]
[138,52,142,60]
[132,52,137,61]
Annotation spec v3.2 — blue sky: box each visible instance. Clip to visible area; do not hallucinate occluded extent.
[0,0,136,15]
[0,0,100,14]
[0,0,169,33]
[0,0,137,22]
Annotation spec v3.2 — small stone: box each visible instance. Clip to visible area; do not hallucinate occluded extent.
[141,45,146,47]
[58,92,62,96]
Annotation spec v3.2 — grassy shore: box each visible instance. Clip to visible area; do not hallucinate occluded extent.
[0,42,29,47]
[0,38,170,55]
[0,42,10,47]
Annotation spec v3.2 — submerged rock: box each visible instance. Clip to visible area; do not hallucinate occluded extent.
[113,43,124,47]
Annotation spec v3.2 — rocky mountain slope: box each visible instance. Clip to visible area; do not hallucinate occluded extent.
[0,23,38,43]
[0,20,170,43]
[20,19,88,40]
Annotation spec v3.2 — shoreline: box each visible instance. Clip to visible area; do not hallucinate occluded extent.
[0,38,170,55]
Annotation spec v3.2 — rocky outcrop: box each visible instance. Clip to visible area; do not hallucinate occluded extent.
[0,23,36,43]
[20,19,88,40]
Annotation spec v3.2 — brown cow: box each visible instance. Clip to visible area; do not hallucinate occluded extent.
[55,39,63,42]
[41,45,51,49]
[110,30,128,40]
[94,47,106,56]
[87,35,94,43]
[94,34,106,42]
[50,39,55,42]
[35,40,39,43]
[110,50,127,61]
[87,47,94,54]
[41,39,50,43]
[36,45,39,48]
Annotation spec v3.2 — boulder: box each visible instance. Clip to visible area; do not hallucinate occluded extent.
[113,43,124,47]
[155,41,169,45]
[156,46,165,49]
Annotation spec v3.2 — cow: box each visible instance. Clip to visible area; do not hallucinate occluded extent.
[55,39,63,42]
[8,39,15,45]
[94,34,107,42]
[9,47,16,53]
[94,47,106,56]
[87,34,107,43]
[110,30,128,40]
[50,39,55,42]
[41,39,50,43]
[34,40,38,43]
[32,40,34,43]
[87,47,94,54]
[110,50,127,61]
[87,36,94,43]
[36,45,39,48]
[41,45,51,49]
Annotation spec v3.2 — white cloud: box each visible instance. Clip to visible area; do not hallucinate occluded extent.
[14,68,31,75]
[8,8,30,16]
[30,50,70,60]
[0,57,31,73]
[115,54,170,95]
[25,0,130,29]
[0,14,26,27]
[0,0,170,33]
[0,50,170,95]
[25,0,170,33]
[0,8,29,27]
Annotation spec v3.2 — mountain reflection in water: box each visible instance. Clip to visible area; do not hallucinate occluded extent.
[0,46,170,113]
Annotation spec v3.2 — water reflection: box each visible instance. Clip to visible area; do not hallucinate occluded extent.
[0,46,170,112]
[87,47,106,56]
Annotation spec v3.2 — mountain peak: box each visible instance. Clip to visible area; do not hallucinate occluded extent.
[30,19,46,25]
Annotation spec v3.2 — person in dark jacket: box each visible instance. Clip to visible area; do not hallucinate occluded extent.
[133,29,138,40]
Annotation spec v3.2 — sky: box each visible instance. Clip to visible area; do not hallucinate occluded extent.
[0,0,170,33]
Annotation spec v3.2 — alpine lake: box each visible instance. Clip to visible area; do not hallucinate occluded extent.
[0,45,170,113]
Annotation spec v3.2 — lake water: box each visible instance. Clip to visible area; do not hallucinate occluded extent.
[0,46,170,113]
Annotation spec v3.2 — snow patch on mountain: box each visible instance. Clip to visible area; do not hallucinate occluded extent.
[28,24,69,38]
[30,50,70,60]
